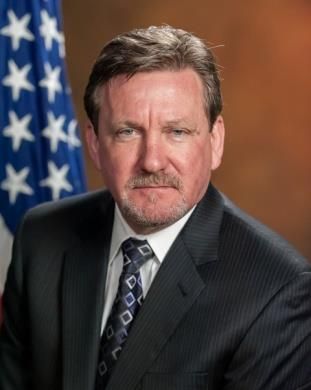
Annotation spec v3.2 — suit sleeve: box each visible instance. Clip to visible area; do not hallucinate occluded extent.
[0,216,31,390]
[224,271,311,390]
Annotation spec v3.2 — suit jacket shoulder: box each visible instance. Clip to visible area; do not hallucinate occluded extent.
[21,189,114,240]
[13,190,114,264]
[220,191,310,285]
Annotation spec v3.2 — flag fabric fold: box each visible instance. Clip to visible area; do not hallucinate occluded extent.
[0,0,86,293]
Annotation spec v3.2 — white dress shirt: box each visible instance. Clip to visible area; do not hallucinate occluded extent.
[101,204,196,333]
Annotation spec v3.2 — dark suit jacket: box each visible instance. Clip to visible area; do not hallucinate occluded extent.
[0,184,311,390]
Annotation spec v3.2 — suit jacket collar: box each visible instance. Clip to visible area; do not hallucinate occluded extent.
[181,183,224,265]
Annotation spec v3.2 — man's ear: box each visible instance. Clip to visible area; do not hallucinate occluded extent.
[210,115,225,171]
[85,120,101,171]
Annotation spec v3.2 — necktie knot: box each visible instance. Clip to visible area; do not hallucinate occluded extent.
[121,237,154,273]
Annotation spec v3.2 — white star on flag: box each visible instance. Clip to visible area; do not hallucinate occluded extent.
[39,10,61,51]
[40,161,73,200]
[0,9,35,51]
[0,10,34,51]
[42,111,67,152]
[0,164,34,204]
[2,59,34,101]
[39,62,62,103]
[3,111,34,151]
[67,119,82,149]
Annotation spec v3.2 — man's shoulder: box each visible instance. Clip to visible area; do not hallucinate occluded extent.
[189,187,311,324]
[18,189,114,244]
[26,189,113,220]
[219,191,310,279]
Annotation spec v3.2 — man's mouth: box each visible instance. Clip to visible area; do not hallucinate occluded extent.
[134,184,172,188]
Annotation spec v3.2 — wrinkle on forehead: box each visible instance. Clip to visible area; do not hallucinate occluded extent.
[98,69,208,131]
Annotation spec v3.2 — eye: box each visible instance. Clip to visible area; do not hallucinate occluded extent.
[115,127,138,140]
[172,129,186,136]
[169,128,191,140]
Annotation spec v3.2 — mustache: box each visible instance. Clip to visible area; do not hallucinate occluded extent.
[127,172,183,190]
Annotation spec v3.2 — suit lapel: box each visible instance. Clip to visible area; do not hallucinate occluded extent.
[106,184,225,390]
[61,194,114,390]
[182,183,224,265]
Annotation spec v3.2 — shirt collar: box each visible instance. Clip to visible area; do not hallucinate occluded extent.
[109,203,196,265]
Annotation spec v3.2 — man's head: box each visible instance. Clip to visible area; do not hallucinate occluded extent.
[85,26,225,234]
[84,25,222,132]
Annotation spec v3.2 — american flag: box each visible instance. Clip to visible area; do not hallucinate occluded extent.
[0,0,86,293]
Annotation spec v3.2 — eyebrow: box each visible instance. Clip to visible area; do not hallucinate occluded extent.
[163,119,194,128]
[114,120,144,130]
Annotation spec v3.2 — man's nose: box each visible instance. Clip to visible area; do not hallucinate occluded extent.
[138,136,168,173]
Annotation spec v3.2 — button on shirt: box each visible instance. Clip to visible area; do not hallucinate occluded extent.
[101,204,196,333]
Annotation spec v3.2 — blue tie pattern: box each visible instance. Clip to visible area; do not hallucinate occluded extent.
[95,238,154,389]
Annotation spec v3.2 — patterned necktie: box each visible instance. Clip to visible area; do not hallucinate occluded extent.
[95,237,154,389]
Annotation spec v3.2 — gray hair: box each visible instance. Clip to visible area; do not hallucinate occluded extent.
[84,25,223,132]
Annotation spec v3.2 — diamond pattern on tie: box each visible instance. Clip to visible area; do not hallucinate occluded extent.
[95,238,154,389]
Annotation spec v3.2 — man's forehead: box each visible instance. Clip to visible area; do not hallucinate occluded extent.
[97,69,205,104]
[95,69,208,126]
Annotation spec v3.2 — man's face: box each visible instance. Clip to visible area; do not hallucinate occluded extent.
[86,69,224,234]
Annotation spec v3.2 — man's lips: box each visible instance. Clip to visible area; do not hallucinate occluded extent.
[133,185,173,188]
[132,186,178,193]
[133,186,176,192]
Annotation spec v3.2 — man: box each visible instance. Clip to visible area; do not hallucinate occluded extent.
[0,25,310,390]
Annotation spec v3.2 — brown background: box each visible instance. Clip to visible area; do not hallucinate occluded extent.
[62,0,311,259]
